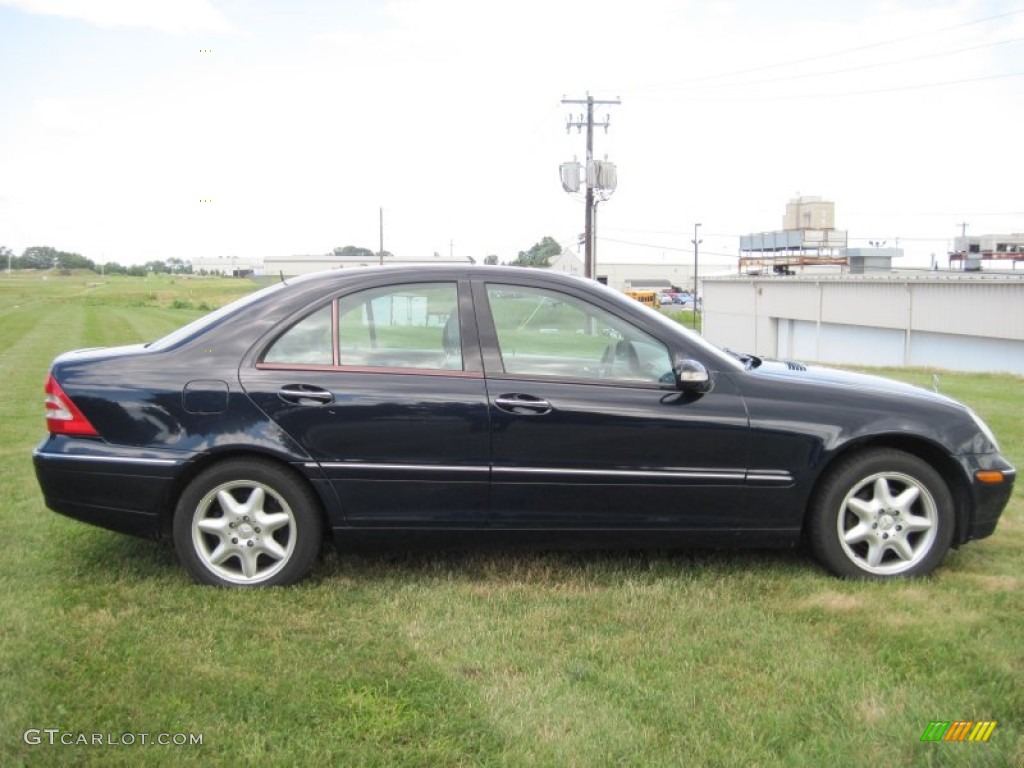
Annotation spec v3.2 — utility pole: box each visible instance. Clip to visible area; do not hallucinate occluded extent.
[563,93,620,279]
[691,223,702,330]
[956,221,968,271]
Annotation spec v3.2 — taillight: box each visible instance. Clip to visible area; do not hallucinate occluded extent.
[44,373,99,437]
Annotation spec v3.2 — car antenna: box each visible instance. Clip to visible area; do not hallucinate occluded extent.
[279,270,285,283]
[932,373,940,393]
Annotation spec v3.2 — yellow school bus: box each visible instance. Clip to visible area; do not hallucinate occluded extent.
[625,289,658,308]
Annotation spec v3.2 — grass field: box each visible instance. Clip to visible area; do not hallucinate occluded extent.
[1,271,1021,766]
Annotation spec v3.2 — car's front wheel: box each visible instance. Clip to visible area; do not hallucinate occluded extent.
[808,449,955,579]
[173,459,322,587]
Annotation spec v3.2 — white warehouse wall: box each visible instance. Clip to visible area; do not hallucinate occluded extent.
[702,275,1024,375]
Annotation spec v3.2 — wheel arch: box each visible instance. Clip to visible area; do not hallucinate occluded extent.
[157,449,332,539]
[803,434,973,546]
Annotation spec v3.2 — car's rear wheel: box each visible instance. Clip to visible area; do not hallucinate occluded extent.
[173,459,322,587]
[808,449,954,579]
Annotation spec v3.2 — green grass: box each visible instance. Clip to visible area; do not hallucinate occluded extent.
[660,307,702,332]
[1,271,1021,766]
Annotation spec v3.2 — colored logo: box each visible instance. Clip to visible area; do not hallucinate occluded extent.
[921,721,997,742]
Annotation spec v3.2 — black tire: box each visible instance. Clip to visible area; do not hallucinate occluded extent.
[173,458,322,587]
[807,448,954,579]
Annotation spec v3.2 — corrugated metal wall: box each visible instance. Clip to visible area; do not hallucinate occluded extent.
[702,276,1024,374]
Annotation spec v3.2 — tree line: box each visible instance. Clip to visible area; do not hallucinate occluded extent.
[1,236,567,275]
[1,245,193,276]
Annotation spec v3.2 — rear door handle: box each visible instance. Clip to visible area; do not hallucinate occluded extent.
[493,393,552,415]
[278,385,334,406]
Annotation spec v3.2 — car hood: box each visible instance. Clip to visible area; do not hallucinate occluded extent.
[750,359,960,407]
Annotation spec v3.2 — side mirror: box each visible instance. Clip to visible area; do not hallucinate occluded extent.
[673,358,711,393]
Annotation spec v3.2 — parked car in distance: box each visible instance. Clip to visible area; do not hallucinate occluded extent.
[34,266,1015,587]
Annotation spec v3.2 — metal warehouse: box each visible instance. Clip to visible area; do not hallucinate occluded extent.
[701,273,1024,375]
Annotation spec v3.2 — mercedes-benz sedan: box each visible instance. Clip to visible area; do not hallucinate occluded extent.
[34,266,1015,587]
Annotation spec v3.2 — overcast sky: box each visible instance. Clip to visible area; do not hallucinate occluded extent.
[1,0,1021,270]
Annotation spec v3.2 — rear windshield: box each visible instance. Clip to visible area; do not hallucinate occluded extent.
[147,281,288,351]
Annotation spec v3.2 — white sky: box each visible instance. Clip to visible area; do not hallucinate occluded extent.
[1,0,1022,269]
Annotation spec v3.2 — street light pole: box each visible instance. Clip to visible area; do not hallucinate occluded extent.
[691,223,702,330]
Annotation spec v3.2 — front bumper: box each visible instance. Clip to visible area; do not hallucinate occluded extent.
[960,453,1016,542]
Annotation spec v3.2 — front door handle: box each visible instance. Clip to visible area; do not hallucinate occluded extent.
[278,385,334,406]
[493,393,552,415]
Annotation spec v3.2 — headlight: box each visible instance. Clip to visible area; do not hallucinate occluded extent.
[968,408,1000,452]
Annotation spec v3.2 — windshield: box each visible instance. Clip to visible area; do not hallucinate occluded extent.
[586,279,745,372]
[147,280,288,351]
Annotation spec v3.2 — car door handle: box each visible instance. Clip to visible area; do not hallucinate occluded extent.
[278,385,334,406]
[493,394,552,415]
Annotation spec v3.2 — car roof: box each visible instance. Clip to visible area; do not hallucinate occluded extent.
[281,264,590,287]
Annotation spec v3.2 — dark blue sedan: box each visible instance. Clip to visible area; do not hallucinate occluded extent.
[34,266,1015,586]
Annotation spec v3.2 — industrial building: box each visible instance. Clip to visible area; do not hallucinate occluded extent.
[739,196,849,274]
[949,233,1024,270]
[701,272,1024,375]
[596,260,694,292]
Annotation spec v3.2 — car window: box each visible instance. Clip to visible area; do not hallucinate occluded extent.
[338,282,462,370]
[149,280,289,351]
[485,284,672,384]
[262,304,334,365]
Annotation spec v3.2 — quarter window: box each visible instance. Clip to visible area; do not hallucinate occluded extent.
[485,284,672,384]
[263,304,333,365]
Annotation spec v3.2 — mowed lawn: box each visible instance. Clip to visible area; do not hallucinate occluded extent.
[1,272,1021,767]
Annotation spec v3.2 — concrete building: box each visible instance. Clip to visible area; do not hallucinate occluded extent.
[784,196,836,230]
[740,195,848,274]
[702,272,1024,375]
[950,233,1024,270]
[595,260,694,292]
[189,255,264,276]
[845,247,902,274]
[548,250,585,277]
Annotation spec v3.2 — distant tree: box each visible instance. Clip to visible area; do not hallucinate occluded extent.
[20,246,60,269]
[513,236,561,268]
[484,254,499,265]
[20,246,95,271]
[166,257,192,274]
[333,245,375,260]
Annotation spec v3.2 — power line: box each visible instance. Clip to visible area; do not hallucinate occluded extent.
[679,70,1024,103]
[624,7,1024,93]
[678,37,1024,92]
[599,235,737,260]
[845,211,1024,218]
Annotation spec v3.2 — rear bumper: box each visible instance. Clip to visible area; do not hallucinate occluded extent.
[33,438,188,539]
